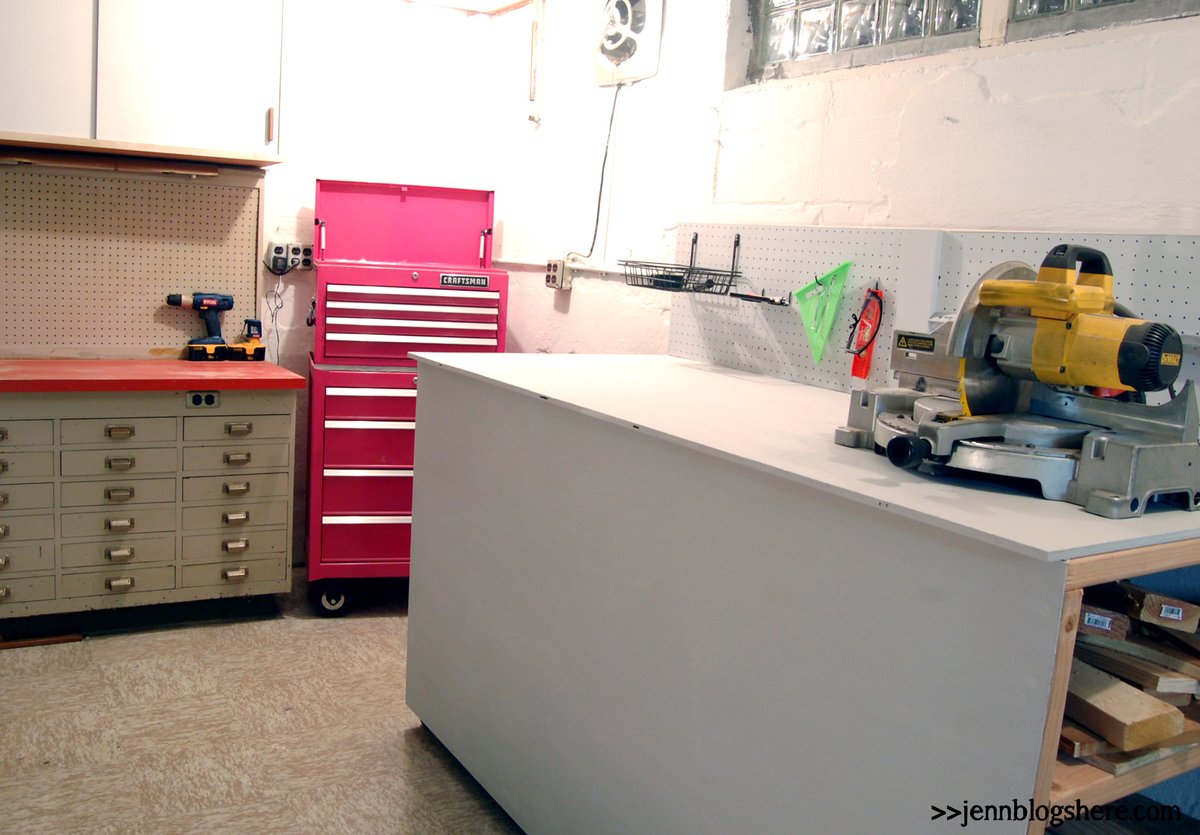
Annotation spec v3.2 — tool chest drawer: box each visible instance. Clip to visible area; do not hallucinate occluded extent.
[0,451,55,479]
[0,543,53,574]
[0,513,55,542]
[61,535,176,569]
[323,421,415,467]
[60,417,176,445]
[183,442,291,472]
[182,528,287,563]
[0,575,56,605]
[323,380,418,420]
[321,469,414,514]
[183,414,292,442]
[61,477,176,507]
[319,515,412,564]
[182,472,290,503]
[60,565,176,598]
[181,500,288,531]
[61,447,177,477]
[0,482,54,511]
[0,420,53,447]
[60,506,177,538]
[181,557,286,589]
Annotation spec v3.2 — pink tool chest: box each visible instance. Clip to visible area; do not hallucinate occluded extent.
[307,180,508,615]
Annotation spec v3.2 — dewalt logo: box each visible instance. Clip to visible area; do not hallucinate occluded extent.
[1161,352,1182,367]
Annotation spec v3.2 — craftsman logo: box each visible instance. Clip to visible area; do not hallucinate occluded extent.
[1161,352,1181,367]
[1082,612,1113,631]
[1160,604,1184,621]
[441,274,489,288]
[896,334,935,353]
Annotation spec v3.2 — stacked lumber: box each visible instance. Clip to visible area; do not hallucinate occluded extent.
[1060,583,1200,775]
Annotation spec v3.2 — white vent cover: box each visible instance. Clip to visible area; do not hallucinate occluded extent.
[594,0,664,86]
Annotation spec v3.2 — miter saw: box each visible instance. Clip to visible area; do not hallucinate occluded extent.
[834,244,1200,519]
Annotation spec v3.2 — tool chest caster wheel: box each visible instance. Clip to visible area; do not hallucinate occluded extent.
[310,581,351,617]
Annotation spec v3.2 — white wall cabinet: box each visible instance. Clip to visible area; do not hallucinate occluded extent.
[0,0,94,137]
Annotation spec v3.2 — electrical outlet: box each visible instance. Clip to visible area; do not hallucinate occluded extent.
[265,241,315,274]
[545,258,573,290]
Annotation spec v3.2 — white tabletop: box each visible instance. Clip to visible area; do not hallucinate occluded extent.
[413,352,1200,561]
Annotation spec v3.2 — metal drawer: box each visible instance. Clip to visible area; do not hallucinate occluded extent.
[61,535,176,568]
[0,514,54,542]
[0,482,54,512]
[323,421,414,468]
[182,472,289,503]
[0,575,56,605]
[0,420,53,447]
[183,443,291,472]
[60,566,176,599]
[182,527,287,563]
[180,557,286,588]
[0,543,53,574]
[181,500,288,531]
[321,468,413,514]
[323,383,417,420]
[60,417,176,445]
[183,414,292,442]
[61,477,176,508]
[60,506,176,538]
[0,451,54,479]
[319,514,412,564]
[61,447,177,477]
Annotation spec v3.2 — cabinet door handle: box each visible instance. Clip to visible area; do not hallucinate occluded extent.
[222,511,250,525]
[222,566,249,581]
[0,555,9,570]
[0,491,7,507]
[105,518,134,532]
[105,456,135,471]
[225,421,253,436]
[105,486,135,501]
[105,547,134,561]
[224,452,251,465]
[222,538,249,552]
[105,577,135,592]
[223,481,250,495]
[104,424,135,440]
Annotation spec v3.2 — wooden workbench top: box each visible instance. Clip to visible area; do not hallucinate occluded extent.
[0,358,305,393]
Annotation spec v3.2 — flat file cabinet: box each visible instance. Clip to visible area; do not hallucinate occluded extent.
[0,359,304,619]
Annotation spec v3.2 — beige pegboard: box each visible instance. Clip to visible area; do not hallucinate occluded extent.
[1,165,262,359]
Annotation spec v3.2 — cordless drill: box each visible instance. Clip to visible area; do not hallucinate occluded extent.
[166,293,234,361]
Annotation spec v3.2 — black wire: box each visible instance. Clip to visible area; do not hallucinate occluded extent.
[571,83,623,261]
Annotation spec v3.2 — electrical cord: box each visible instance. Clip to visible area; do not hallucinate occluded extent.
[567,83,623,263]
[265,273,285,365]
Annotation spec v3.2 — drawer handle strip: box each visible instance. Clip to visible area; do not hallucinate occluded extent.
[106,546,135,561]
[223,538,249,552]
[224,452,252,465]
[222,567,249,581]
[322,515,413,525]
[105,486,135,501]
[326,387,416,398]
[325,316,497,332]
[105,518,134,532]
[106,456,136,471]
[104,424,135,440]
[326,283,500,301]
[223,511,250,525]
[223,481,251,495]
[325,333,497,346]
[327,300,497,317]
[325,420,415,430]
[323,468,414,478]
[106,577,135,592]
[225,422,254,436]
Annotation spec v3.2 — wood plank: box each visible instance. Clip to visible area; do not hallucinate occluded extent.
[1118,581,1200,632]
[1077,632,1200,679]
[1065,660,1184,751]
[0,129,280,167]
[1060,720,1116,758]
[1079,603,1131,640]
[1031,589,1084,835]
[1080,717,1200,775]
[1145,622,1200,656]
[1073,643,1200,694]
[1050,744,1200,808]
[1066,539,1200,590]
[1143,690,1193,707]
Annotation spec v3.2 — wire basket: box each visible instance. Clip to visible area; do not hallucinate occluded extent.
[621,233,741,295]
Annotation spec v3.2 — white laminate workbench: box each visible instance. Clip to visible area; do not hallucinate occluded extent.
[404,353,1200,835]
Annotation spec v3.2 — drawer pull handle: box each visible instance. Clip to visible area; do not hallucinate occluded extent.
[104,424,136,440]
[0,460,8,474]
[105,486,135,501]
[223,481,250,495]
[0,586,9,601]
[224,452,252,465]
[222,538,249,552]
[0,524,8,538]
[223,511,250,524]
[105,518,134,532]
[0,555,9,570]
[106,577,135,592]
[105,547,134,561]
[225,422,254,436]
[222,567,249,581]
[0,491,7,507]
[106,456,135,471]
[0,428,7,442]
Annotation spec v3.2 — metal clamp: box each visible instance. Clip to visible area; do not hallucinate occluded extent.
[222,538,249,552]
[104,424,136,440]
[225,422,254,436]
[105,456,136,471]
[105,518,134,532]
[223,452,252,465]
[105,577,135,592]
[222,567,249,581]
[105,547,134,561]
[222,511,250,525]
[105,486,135,501]
[223,481,250,496]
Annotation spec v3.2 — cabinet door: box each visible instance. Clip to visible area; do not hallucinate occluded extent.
[0,0,94,137]
[96,0,282,154]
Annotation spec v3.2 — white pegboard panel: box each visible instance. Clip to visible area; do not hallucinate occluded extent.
[1,166,261,359]
[666,224,943,392]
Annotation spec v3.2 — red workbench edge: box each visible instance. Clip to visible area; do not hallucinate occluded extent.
[0,359,306,393]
